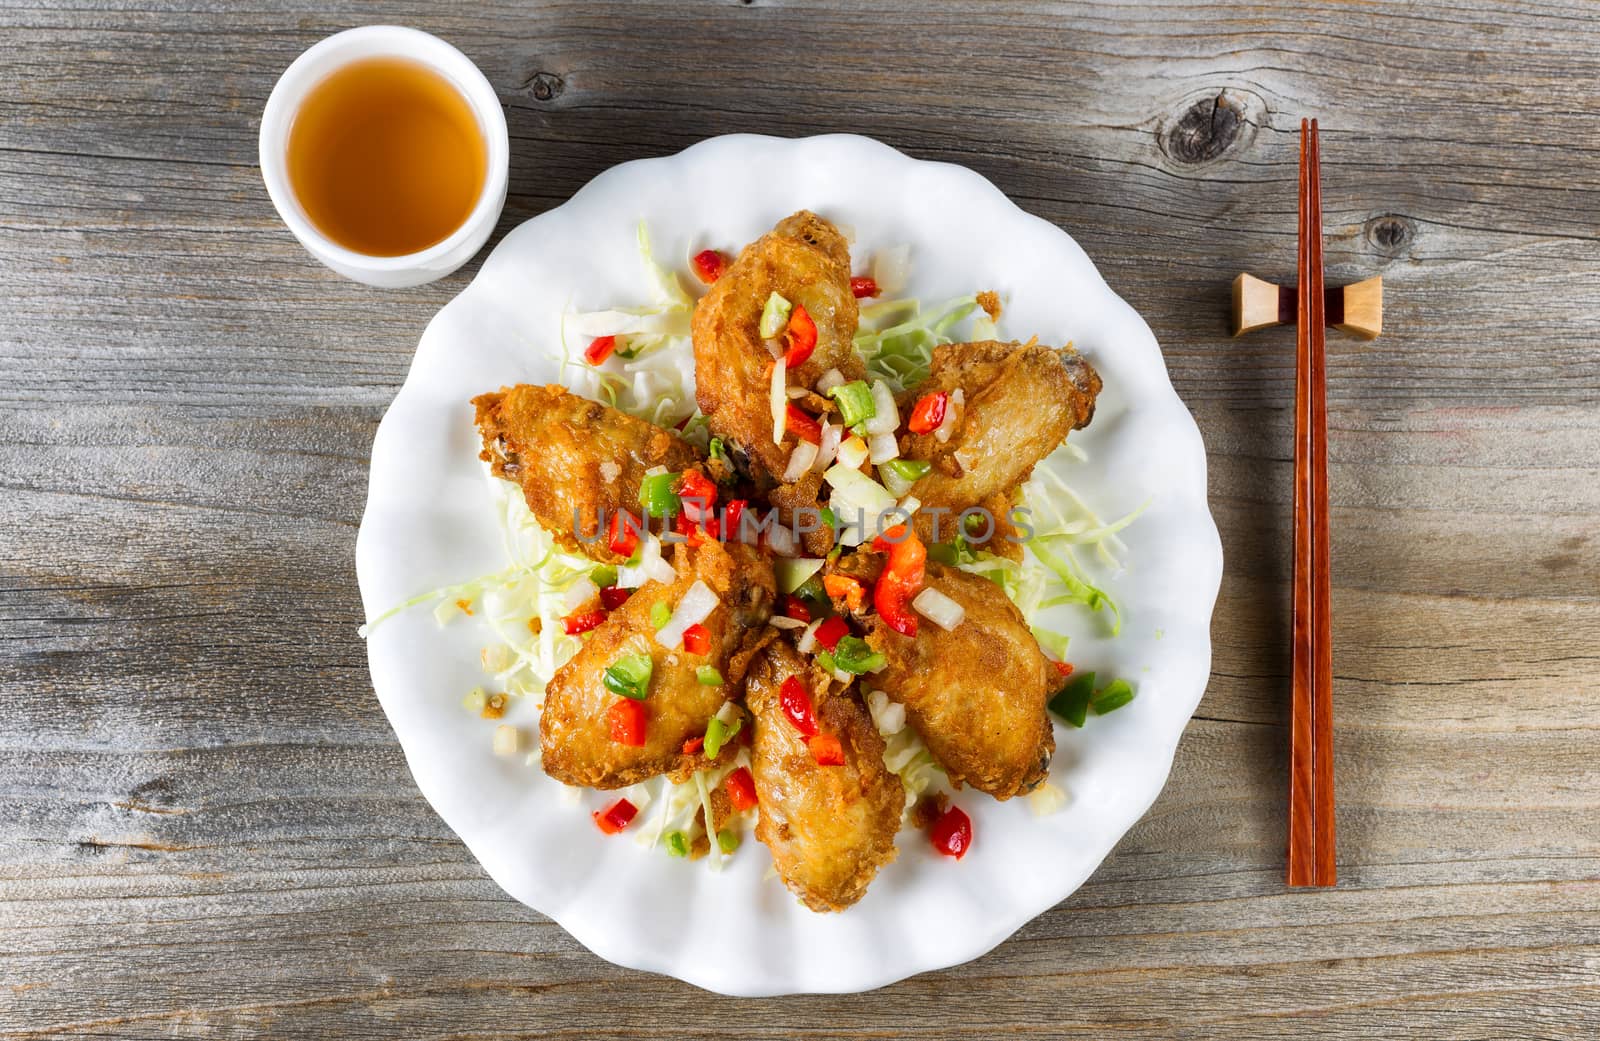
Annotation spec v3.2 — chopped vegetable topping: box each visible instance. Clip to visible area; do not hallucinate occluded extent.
[600,585,631,610]
[850,275,881,299]
[716,829,740,854]
[608,698,647,745]
[665,830,690,857]
[682,622,711,655]
[779,675,819,737]
[908,390,949,434]
[723,499,748,541]
[682,735,705,755]
[759,291,792,339]
[638,471,682,519]
[808,732,845,766]
[881,458,932,483]
[562,609,608,636]
[831,634,887,674]
[695,665,723,686]
[929,805,972,858]
[602,652,654,701]
[676,469,717,521]
[1091,678,1136,715]
[828,380,877,429]
[593,798,638,834]
[590,564,618,588]
[703,709,742,757]
[1048,670,1095,728]
[911,586,966,631]
[823,573,867,611]
[725,766,758,811]
[873,525,927,637]
[784,304,818,368]
[785,404,823,444]
[650,601,671,630]
[584,335,618,365]
[780,593,812,622]
[608,510,641,558]
[691,249,728,284]
[1053,661,1075,678]
[813,615,850,651]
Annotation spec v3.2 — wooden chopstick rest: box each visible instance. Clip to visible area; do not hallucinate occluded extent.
[1231,272,1383,339]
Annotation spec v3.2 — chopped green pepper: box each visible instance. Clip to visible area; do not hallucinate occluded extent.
[831,635,887,675]
[650,601,671,630]
[665,831,690,858]
[1090,678,1136,715]
[602,653,654,701]
[759,292,793,339]
[881,458,931,483]
[716,828,740,854]
[827,380,877,428]
[696,665,724,686]
[703,714,743,758]
[589,564,618,589]
[638,471,682,518]
[1049,670,1095,727]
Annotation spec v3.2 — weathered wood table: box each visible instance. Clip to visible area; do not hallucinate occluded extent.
[4,1,1598,1036]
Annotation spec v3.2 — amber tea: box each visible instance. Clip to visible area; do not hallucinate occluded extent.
[286,57,487,257]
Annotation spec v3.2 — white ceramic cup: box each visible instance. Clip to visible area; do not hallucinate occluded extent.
[259,26,510,289]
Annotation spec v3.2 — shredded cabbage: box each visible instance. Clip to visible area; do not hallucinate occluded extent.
[855,294,988,392]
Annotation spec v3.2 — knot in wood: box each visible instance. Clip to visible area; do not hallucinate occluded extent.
[1165,92,1245,164]
[524,71,564,102]
[1365,214,1415,255]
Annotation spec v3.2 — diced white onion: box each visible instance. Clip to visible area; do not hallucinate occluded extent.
[562,575,599,614]
[836,435,869,470]
[765,522,798,557]
[644,464,668,477]
[768,616,806,630]
[796,618,824,653]
[866,689,907,736]
[617,534,665,588]
[880,466,914,498]
[864,381,900,436]
[765,337,785,359]
[657,580,718,649]
[872,244,911,294]
[785,385,810,399]
[492,724,522,756]
[830,666,853,685]
[816,368,845,393]
[769,357,788,445]
[825,464,897,547]
[898,495,922,515]
[933,387,963,443]
[783,440,819,482]
[868,431,899,465]
[814,422,842,473]
[1028,782,1069,817]
[912,586,966,631]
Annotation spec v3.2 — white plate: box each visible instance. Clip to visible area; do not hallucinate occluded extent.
[356,134,1222,996]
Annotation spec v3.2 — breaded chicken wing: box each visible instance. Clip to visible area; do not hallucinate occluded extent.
[473,384,704,562]
[540,541,775,789]
[692,212,864,549]
[864,560,1056,799]
[746,641,902,912]
[900,340,1100,547]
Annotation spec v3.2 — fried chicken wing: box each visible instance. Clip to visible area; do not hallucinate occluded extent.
[473,383,704,562]
[747,641,902,912]
[540,541,775,789]
[692,212,864,549]
[901,340,1100,547]
[864,560,1056,799]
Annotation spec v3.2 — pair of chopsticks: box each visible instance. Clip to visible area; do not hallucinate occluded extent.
[1288,119,1336,887]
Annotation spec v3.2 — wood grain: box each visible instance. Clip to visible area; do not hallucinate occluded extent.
[3,0,1599,1036]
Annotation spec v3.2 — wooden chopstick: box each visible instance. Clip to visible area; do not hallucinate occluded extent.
[1289,118,1336,887]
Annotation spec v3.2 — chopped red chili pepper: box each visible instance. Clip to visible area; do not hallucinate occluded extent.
[676,469,718,521]
[607,699,646,746]
[779,675,819,737]
[682,622,711,655]
[608,510,641,558]
[691,248,728,285]
[783,304,818,368]
[822,574,866,612]
[1053,661,1075,678]
[808,732,845,766]
[780,594,812,623]
[672,510,706,547]
[723,499,747,542]
[929,805,972,859]
[784,404,823,445]
[682,735,705,756]
[584,335,617,365]
[908,391,949,435]
[593,797,638,834]
[813,615,850,651]
[873,525,926,637]
[725,766,758,811]
[850,276,880,299]
[562,609,608,636]
[600,586,631,610]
